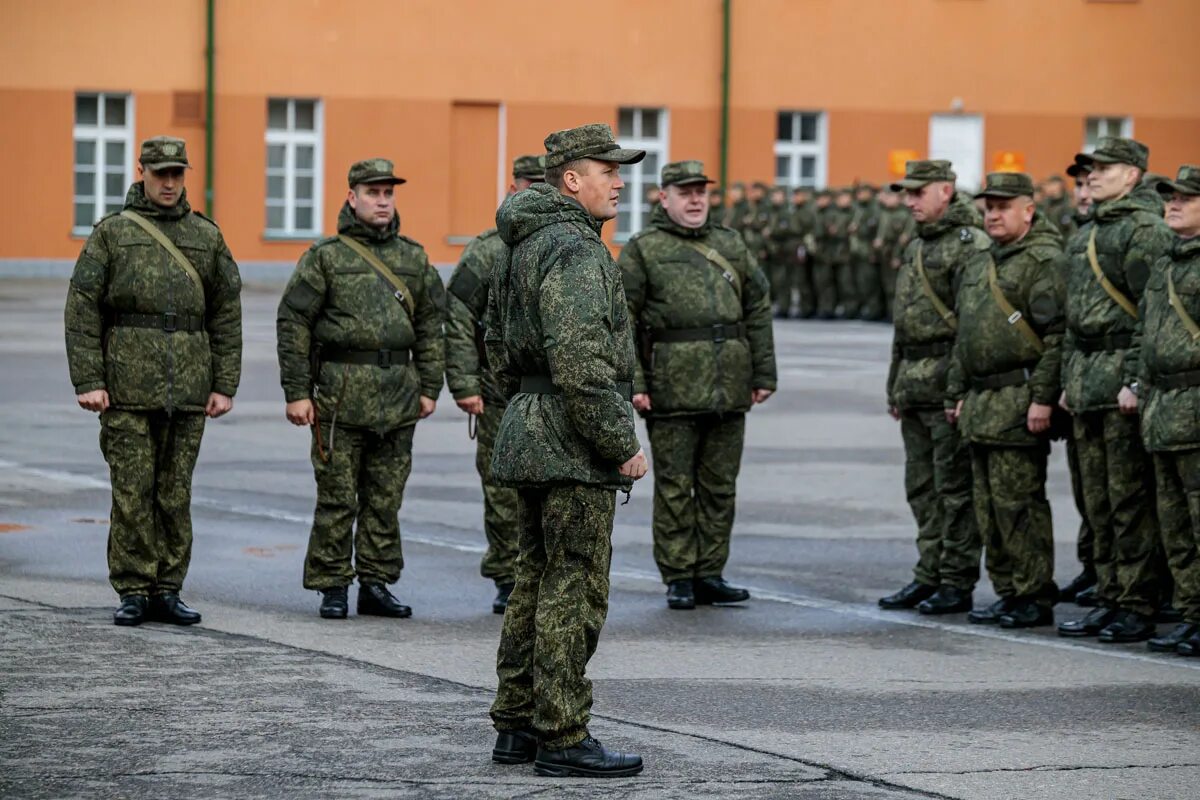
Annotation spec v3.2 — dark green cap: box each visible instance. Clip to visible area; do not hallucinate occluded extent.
[974,171,1035,199]
[890,160,956,191]
[512,154,545,181]
[139,136,190,170]
[348,158,406,187]
[543,123,644,169]
[660,160,714,187]
[751,181,770,192]
[1066,162,1091,179]
[1075,137,1149,171]
[1156,165,1200,196]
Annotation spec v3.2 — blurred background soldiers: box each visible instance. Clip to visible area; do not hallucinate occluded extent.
[829,188,857,318]
[811,190,838,318]
[619,160,777,610]
[948,172,1066,628]
[277,159,445,621]
[880,160,984,615]
[789,187,818,319]
[766,184,796,318]
[742,181,772,268]
[851,183,885,321]
[1039,175,1076,238]
[65,135,242,627]
[644,181,661,212]
[446,154,544,614]
[1057,138,1172,644]
[708,186,725,222]
[723,181,748,230]
[876,188,909,321]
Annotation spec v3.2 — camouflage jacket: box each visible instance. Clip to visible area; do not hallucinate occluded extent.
[765,201,793,256]
[445,227,506,405]
[618,204,777,417]
[1130,235,1200,451]
[276,203,445,434]
[946,214,1066,445]
[790,203,819,255]
[887,199,990,410]
[484,183,640,489]
[823,206,854,265]
[741,201,771,262]
[877,207,911,269]
[64,183,242,413]
[849,199,880,261]
[1062,184,1171,412]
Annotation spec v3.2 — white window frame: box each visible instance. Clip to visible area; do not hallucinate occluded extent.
[73,92,135,235]
[615,107,669,242]
[1084,116,1133,151]
[265,98,324,238]
[774,110,828,190]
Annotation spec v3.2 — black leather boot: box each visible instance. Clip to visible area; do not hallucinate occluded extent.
[1178,629,1200,656]
[113,594,148,627]
[534,736,644,778]
[1058,568,1096,603]
[999,599,1053,629]
[1155,604,1184,624]
[666,580,695,610]
[967,597,1014,625]
[1074,584,1099,607]
[318,586,349,619]
[694,577,749,605]
[492,583,515,615]
[357,582,412,618]
[492,727,538,764]
[1148,622,1199,653]
[1057,605,1119,637]
[149,592,201,625]
[878,581,936,610]
[1098,610,1156,643]
[917,585,972,615]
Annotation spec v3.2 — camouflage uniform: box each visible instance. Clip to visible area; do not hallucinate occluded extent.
[809,192,838,318]
[1062,205,1097,582]
[887,161,986,592]
[876,199,911,320]
[790,191,819,318]
[1039,178,1077,241]
[65,137,242,598]
[277,160,445,591]
[850,187,886,321]
[828,193,858,318]
[618,161,777,585]
[766,189,796,316]
[487,126,644,751]
[741,183,772,269]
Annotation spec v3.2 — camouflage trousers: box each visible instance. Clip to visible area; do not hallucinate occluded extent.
[881,262,899,320]
[474,401,520,586]
[853,256,885,321]
[835,259,859,318]
[810,255,838,317]
[769,253,799,315]
[899,408,980,590]
[1064,432,1095,570]
[302,423,414,590]
[1073,411,1162,615]
[491,485,615,751]
[971,443,1056,604]
[100,409,206,596]
[646,414,745,584]
[1152,449,1200,624]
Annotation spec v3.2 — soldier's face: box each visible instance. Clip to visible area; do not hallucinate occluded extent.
[983,196,1034,244]
[140,165,185,208]
[1087,162,1139,203]
[661,183,710,229]
[904,182,953,222]
[728,187,744,203]
[349,183,396,229]
[1074,179,1092,213]
[1165,192,1200,238]
[835,193,852,208]
[566,159,624,221]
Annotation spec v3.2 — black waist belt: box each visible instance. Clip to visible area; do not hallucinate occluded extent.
[1075,332,1133,353]
[653,322,746,344]
[113,312,204,333]
[321,347,410,368]
[520,375,634,402]
[901,341,952,360]
[1155,369,1200,391]
[970,367,1031,392]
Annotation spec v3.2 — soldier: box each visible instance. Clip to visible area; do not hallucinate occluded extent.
[766,184,796,317]
[741,181,772,269]
[876,188,909,321]
[1132,167,1200,655]
[65,135,243,627]
[487,124,647,777]
[946,173,1066,628]
[829,188,858,318]
[851,184,886,321]
[446,155,544,614]
[723,182,748,230]
[790,187,819,319]
[1056,138,1173,644]
[277,159,445,621]
[618,160,777,610]
[1039,175,1076,239]
[879,160,985,615]
[811,190,839,319]
[708,186,725,220]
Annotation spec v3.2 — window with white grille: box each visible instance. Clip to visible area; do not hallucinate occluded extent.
[73,92,134,233]
[266,98,323,236]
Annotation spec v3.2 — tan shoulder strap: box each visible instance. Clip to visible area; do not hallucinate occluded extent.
[681,239,742,301]
[1168,266,1200,342]
[914,240,958,331]
[987,257,1044,354]
[1087,227,1138,319]
[120,210,204,293]
[337,235,415,318]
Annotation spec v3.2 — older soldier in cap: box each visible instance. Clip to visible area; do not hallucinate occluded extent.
[486,124,647,777]
[65,136,243,626]
[946,172,1066,628]
[618,160,777,610]
[446,154,545,614]
[277,159,444,621]
[1057,137,1174,643]
[880,160,986,615]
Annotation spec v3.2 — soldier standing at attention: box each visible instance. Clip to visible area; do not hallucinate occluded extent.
[766,184,795,317]
[65,136,243,627]
[277,159,445,621]
[879,160,986,615]
[1040,175,1076,239]
[618,160,777,610]
[486,124,648,777]
[811,189,838,319]
[829,188,858,319]
[446,155,545,615]
[790,187,819,319]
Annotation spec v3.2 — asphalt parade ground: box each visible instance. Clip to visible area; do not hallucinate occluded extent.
[1,278,1197,800]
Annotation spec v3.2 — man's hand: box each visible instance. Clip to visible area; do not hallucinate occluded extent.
[77,389,109,413]
[1027,402,1053,434]
[619,448,648,480]
[1058,390,1070,412]
[752,388,773,405]
[286,399,315,426]
[888,405,901,421]
[456,395,484,416]
[1117,386,1138,416]
[205,392,233,419]
[632,393,652,413]
[419,396,436,419]
[945,400,963,425]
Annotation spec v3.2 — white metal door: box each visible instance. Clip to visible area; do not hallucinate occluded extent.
[928,114,984,191]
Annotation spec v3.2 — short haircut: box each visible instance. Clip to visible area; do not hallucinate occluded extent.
[546,158,589,190]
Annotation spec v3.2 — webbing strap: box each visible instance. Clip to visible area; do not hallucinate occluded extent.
[987,257,1044,354]
[337,235,415,319]
[915,241,957,331]
[119,211,204,293]
[1167,267,1200,342]
[1087,227,1138,319]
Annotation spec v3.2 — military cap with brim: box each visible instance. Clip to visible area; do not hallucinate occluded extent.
[1065,162,1091,179]
[1074,137,1149,171]
[660,160,714,187]
[140,136,191,170]
[512,154,546,180]
[543,123,644,169]
[890,160,956,191]
[974,171,1036,199]
[348,158,406,187]
[1156,164,1200,196]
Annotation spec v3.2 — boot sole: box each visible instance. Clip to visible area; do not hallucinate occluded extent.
[1147,641,1186,653]
[918,604,972,615]
[667,600,695,610]
[113,617,144,627]
[320,609,348,619]
[357,608,412,618]
[1057,628,1101,638]
[492,750,536,765]
[533,761,644,778]
[695,596,749,606]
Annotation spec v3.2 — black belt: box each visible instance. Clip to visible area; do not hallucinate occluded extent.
[520,375,634,402]
[113,312,204,333]
[653,322,746,344]
[970,367,1031,392]
[321,347,410,368]
[1075,332,1132,354]
[1155,369,1200,391]
[901,341,952,360]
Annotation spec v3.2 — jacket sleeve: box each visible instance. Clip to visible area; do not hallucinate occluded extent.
[276,249,328,403]
[411,251,446,400]
[1125,255,1165,388]
[1125,221,1173,301]
[483,252,518,402]
[616,238,649,395]
[444,245,486,400]
[739,240,778,391]
[206,232,243,397]
[64,225,112,395]
[1026,251,1067,405]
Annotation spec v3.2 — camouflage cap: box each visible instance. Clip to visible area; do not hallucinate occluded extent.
[751,181,770,192]
[1074,137,1149,171]
[660,160,714,187]
[512,154,545,181]
[543,123,644,169]
[348,158,406,187]
[890,160,956,191]
[974,171,1036,200]
[1156,164,1200,197]
[139,136,190,170]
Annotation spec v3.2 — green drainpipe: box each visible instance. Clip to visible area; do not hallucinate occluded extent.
[719,0,731,189]
[205,0,215,216]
